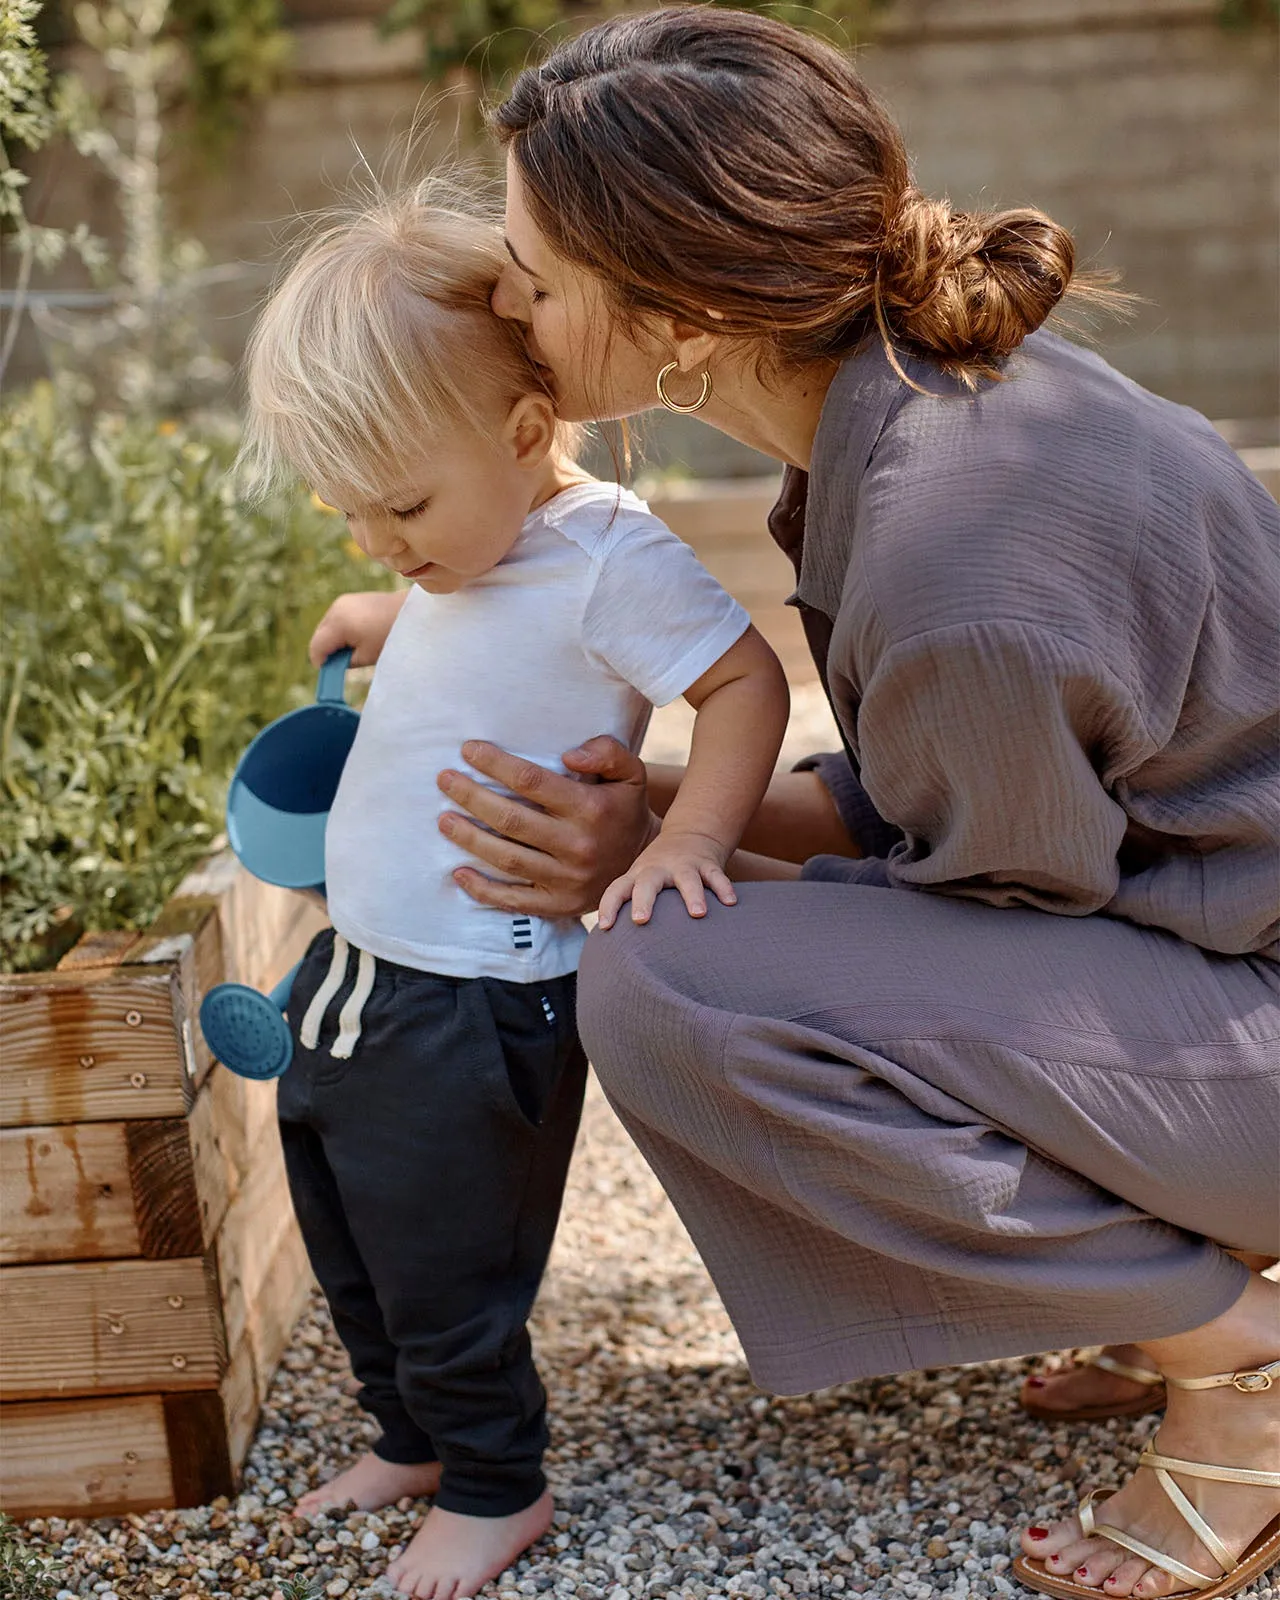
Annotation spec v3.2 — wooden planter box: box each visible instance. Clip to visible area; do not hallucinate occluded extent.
[0,856,326,1518]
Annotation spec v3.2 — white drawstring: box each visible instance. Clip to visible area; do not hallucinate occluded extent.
[331,946,376,1060]
[300,934,349,1050]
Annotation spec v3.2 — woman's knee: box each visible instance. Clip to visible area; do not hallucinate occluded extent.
[577,904,726,1107]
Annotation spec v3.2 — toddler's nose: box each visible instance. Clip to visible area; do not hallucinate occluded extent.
[347,516,407,566]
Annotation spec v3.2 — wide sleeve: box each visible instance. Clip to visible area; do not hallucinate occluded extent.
[791,750,905,860]
[802,619,1156,913]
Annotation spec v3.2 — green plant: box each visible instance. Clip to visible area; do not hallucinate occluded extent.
[271,1578,324,1600]
[0,0,105,385]
[0,383,393,972]
[167,0,290,148]
[0,1514,61,1600]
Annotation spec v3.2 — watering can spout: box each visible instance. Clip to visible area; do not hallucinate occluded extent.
[199,958,302,1080]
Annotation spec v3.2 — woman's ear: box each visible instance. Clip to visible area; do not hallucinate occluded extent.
[505,392,558,468]
[654,316,721,375]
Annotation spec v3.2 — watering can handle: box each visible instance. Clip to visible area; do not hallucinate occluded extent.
[316,648,353,705]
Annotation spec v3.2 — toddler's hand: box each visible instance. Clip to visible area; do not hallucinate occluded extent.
[597,829,737,930]
[308,590,407,669]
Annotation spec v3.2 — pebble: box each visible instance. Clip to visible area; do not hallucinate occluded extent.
[11,1069,1279,1599]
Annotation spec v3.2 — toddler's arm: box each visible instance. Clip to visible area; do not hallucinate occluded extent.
[597,625,789,929]
[308,589,408,668]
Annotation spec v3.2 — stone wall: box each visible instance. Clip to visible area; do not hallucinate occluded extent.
[20,0,1278,468]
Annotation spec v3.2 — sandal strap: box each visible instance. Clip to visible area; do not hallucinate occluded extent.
[1090,1521,1217,1590]
[1140,1446,1280,1491]
[1164,1356,1280,1395]
[1078,1487,1109,1538]
[1147,1466,1237,1577]
[1089,1353,1164,1387]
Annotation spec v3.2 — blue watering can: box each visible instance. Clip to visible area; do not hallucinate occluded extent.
[201,649,357,1079]
[199,960,301,1080]
[224,647,358,893]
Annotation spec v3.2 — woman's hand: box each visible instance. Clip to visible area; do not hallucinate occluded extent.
[437,736,657,918]
[597,828,737,930]
[308,590,408,669]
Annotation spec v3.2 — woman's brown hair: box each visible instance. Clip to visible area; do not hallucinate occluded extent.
[493,7,1114,389]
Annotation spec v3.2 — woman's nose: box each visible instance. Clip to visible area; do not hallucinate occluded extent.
[490,266,526,323]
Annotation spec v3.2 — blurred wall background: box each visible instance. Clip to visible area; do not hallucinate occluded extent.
[24,0,1279,475]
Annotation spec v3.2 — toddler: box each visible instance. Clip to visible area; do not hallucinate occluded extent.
[240,188,789,1599]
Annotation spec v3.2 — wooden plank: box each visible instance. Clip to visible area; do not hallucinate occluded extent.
[248,1221,312,1402]
[0,1089,235,1267]
[220,1329,260,1477]
[187,1072,239,1245]
[0,1123,141,1265]
[0,1394,174,1518]
[0,1256,227,1400]
[0,966,192,1128]
[162,1389,234,1506]
[124,1121,205,1259]
[56,930,141,972]
[215,1118,299,1361]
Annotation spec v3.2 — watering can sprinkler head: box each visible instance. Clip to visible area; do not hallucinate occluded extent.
[199,961,300,1080]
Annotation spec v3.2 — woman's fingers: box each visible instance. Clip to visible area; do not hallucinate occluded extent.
[437,775,561,857]
[438,739,657,917]
[438,810,549,884]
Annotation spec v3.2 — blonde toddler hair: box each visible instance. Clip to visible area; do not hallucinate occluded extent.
[240,183,546,505]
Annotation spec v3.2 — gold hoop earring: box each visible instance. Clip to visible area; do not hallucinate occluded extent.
[656,360,713,414]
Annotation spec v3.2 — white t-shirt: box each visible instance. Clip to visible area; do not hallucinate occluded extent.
[324,481,750,981]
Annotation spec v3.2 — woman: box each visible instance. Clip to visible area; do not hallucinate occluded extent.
[427,10,1280,1596]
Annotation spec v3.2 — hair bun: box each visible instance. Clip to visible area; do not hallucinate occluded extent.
[877,189,1074,382]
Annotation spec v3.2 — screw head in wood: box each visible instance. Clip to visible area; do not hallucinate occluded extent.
[124,1010,143,1027]
[167,1294,185,1309]
[124,1451,139,1463]
[130,1072,148,1089]
[171,1353,188,1369]
[79,1053,96,1068]
[108,1318,125,1335]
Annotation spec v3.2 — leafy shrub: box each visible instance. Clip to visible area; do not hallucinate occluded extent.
[0,383,392,971]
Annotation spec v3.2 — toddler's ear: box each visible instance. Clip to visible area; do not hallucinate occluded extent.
[506,392,557,468]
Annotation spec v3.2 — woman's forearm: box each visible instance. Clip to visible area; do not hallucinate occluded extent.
[647,762,860,864]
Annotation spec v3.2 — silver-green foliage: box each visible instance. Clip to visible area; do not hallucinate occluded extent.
[0,384,392,971]
[0,1514,61,1600]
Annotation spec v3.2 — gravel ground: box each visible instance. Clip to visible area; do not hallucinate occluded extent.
[17,1083,1279,1600]
[15,686,1277,1600]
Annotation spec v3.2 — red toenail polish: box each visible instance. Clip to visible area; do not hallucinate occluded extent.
[1077,1568,1090,1577]
[1027,1377,1046,1388]
[1028,1528,1049,1540]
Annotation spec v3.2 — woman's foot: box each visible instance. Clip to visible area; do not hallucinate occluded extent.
[1019,1276,1280,1596]
[1021,1346,1164,1421]
[385,1492,554,1598]
[295,1452,442,1516]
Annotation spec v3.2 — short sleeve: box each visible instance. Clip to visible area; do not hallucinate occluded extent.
[582,515,751,706]
[803,620,1154,912]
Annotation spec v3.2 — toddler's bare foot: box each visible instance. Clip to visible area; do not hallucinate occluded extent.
[385,1491,554,1598]
[295,1452,441,1516]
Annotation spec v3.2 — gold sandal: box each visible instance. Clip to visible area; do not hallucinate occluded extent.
[1022,1351,1167,1423]
[1014,1357,1280,1599]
